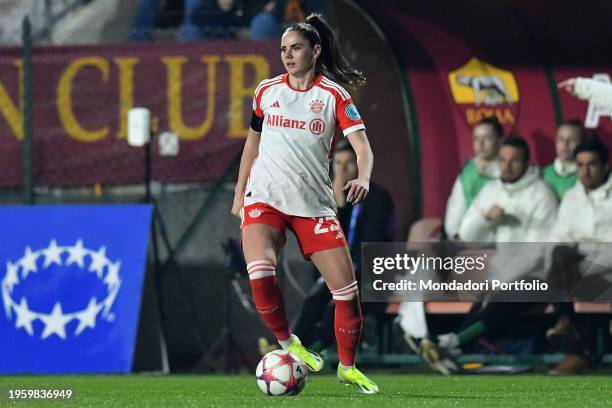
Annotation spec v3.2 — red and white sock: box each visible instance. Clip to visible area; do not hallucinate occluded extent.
[331,281,362,367]
[247,260,291,342]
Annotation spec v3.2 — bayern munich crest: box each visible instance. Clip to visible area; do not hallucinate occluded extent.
[249,208,262,218]
[309,99,324,113]
[0,239,122,340]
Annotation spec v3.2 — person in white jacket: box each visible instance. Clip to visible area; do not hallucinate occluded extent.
[459,137,559,242]
[558,77,612,110]
[546,137,611,374]
[404,117,501,363]
[444,116,503,240]
[552,138,612,243]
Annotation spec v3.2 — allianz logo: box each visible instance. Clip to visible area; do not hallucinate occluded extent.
[265,114,307,130]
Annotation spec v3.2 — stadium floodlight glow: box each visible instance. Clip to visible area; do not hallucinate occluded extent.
[127,107,151,147]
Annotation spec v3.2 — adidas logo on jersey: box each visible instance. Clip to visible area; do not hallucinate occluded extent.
[266,114,306,130]
[270,101,280,108]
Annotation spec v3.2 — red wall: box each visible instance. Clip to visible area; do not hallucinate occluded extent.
[360,0,612,218]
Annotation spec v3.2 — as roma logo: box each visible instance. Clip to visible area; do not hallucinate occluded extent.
[448,57,520,134]
[309,119,325,135]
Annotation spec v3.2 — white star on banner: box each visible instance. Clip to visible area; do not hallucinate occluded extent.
[66,239,87,268]
[75,298,102,335]
[13,297,37,337]
[4,261,20,293]
[42,239,63,268]
[39,302,72,340]
[89,246,107,278]
[3,241,123,339]
[104,261,121,287]
[21,246,38,278]
[102,288,119,317]
[2,286,13,318]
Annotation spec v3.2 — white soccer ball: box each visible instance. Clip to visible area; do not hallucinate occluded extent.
[255,350,308,396]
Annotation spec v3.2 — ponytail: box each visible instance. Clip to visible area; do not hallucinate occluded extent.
[285,13,366,88]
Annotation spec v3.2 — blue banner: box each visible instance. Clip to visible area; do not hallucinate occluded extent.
[0,205,152,374]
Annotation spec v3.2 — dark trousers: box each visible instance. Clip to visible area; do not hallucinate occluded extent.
[461,302,540,334]
[292,279,335,349]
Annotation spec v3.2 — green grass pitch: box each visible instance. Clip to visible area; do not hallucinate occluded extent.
[0,374,610,407]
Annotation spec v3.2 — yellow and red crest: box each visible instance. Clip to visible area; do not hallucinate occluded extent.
[448,57,520,133]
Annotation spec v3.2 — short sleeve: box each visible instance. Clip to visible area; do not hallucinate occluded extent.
[252,91,263,118]
[253,77,282,118]
[336,98,365,136]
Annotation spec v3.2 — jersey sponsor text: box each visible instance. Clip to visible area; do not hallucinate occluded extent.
[266,114,306,130]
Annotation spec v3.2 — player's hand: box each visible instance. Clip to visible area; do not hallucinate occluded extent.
[231,194,242,219]
[558,78,577,96]
[484,205,505,221]
[344,178,369,204]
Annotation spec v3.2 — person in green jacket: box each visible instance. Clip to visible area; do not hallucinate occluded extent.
[542,119,587,199]
[444,116,503,240]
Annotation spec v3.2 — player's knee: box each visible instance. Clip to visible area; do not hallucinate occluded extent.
[330,281,359,301]
[246,259,277,280]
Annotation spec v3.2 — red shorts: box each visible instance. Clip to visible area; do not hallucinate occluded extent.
[241,202,348,260]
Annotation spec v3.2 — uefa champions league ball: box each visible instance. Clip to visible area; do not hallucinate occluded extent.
[256,350,308,396]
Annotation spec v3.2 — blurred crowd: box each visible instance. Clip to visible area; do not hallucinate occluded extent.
[129,0,327,41]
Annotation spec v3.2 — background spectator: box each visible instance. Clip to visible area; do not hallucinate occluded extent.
[250,1,281,40]
[444,116,503,240]
[543,119,587,199]
[289,140,395,353]
[546,137,611,374]
[130,0,160,41]
[179,0,248,41]
[459,137,558,242]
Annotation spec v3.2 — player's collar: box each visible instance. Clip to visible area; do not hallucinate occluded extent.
[284,73,323,92]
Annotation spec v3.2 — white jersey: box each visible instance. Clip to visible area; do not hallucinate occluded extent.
[244,73,366,217]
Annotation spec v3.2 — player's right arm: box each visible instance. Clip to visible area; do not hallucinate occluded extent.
[231,127,261,218]
[232,79,268,218]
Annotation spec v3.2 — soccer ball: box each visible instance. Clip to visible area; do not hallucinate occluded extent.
[255,350,308,396]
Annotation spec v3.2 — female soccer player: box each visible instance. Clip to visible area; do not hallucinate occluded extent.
[231,14,378,394]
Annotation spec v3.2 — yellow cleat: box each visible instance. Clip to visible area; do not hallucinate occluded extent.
[337,365,380,394]
[287,336,324,372]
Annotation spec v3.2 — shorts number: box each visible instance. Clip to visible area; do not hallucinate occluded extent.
[314,217,340,234]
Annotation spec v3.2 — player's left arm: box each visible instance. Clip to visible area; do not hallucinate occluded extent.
[345,130,373,204]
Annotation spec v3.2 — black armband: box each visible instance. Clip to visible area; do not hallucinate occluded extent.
[250,111,263,132]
